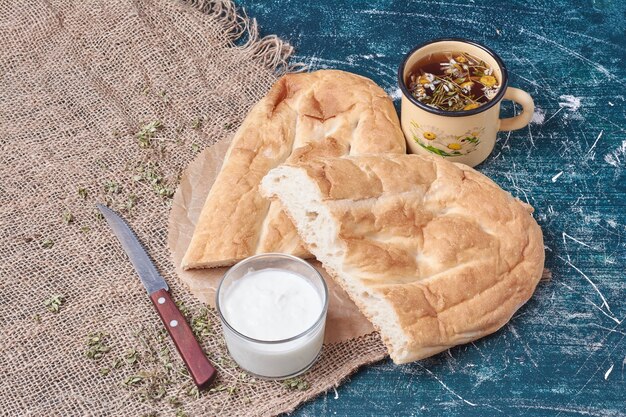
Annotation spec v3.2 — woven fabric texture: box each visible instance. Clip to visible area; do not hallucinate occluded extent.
[0,1,386,415]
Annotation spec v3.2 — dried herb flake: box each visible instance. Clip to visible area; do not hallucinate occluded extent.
[63,211,74,225]
[191,308,212,338]
[41,238,54,249]
[125,348,140,366]
[104,179,122,194]
[78,187,88,200]
[136,121,163,148]
[283,378,309,391]
[134,162,174,200]
[124,375,144,386]
[44,294,65,313]
[85,332,111,361]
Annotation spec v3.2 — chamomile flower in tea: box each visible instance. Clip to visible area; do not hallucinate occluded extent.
[407,52,500,112]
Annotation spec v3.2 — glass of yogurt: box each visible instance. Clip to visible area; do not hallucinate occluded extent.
[216,253,328,379]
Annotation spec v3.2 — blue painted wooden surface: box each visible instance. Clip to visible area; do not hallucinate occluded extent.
[239,1,626,415]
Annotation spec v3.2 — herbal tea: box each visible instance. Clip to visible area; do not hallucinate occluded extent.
[406,51,500,112]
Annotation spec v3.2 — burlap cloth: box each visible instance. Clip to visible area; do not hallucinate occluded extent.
[0,1,386,415]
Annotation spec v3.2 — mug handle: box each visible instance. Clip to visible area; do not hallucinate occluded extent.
[499,87,535,131]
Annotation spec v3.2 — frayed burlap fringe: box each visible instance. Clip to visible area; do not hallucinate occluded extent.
[0,0,385,416]
[188,0,303,73]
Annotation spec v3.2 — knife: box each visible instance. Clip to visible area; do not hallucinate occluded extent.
[97,204,217,388]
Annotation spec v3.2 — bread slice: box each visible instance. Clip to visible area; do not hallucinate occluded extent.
[260,154,544,364]
[181,70,406,269]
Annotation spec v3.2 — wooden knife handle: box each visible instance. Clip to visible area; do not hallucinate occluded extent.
[150,289,217,388]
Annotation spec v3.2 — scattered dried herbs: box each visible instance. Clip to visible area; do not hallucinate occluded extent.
[85,332,111,360]
[191,307,212,338]
[41,238,54,249]
[283,378,309,391]
[63,211,74,225]
[136,121,163,148]
[112,357,124,369]
[208,384,237,395]
[104,179,122,194]
[212,353,236,369]
[80,226,91,233]
[103,311,224,406]
[191,117,202,130]
[125,348,140,366]
[157,346,173,372]
[124,374,144,386]
[78,187,88,200]
[168,397,182,407]
[239,371,252,382]
[175,301,191,319]
[43,294,65,312]
[120,193,139,213]
[133,162,174,200]
[186,385,200,399]
[121,326,181,404]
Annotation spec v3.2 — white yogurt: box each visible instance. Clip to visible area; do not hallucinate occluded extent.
[222,269,322,341]
[217,255,328,379]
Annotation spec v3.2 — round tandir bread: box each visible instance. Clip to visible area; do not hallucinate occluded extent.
[182,70,406,269]
[261,154,545,364]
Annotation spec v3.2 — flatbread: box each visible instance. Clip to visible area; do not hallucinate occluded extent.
[261,154,545,364]
[182,70,406,269]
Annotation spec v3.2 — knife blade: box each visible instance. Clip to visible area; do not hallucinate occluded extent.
[97,204,217,388]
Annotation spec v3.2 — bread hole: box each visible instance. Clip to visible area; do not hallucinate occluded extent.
[306,211,319,220]
[361,291,371,298]
[309,243,317,249]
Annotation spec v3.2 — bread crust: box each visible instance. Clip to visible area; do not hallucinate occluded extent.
[262,154,545,363]
[182,70,406,269]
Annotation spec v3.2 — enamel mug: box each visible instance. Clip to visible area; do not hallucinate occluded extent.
[398,38,534,167]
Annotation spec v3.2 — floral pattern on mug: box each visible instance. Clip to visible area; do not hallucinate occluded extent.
[410,121,482,157]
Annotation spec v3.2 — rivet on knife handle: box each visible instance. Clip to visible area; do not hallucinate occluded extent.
[149,289,217,387]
